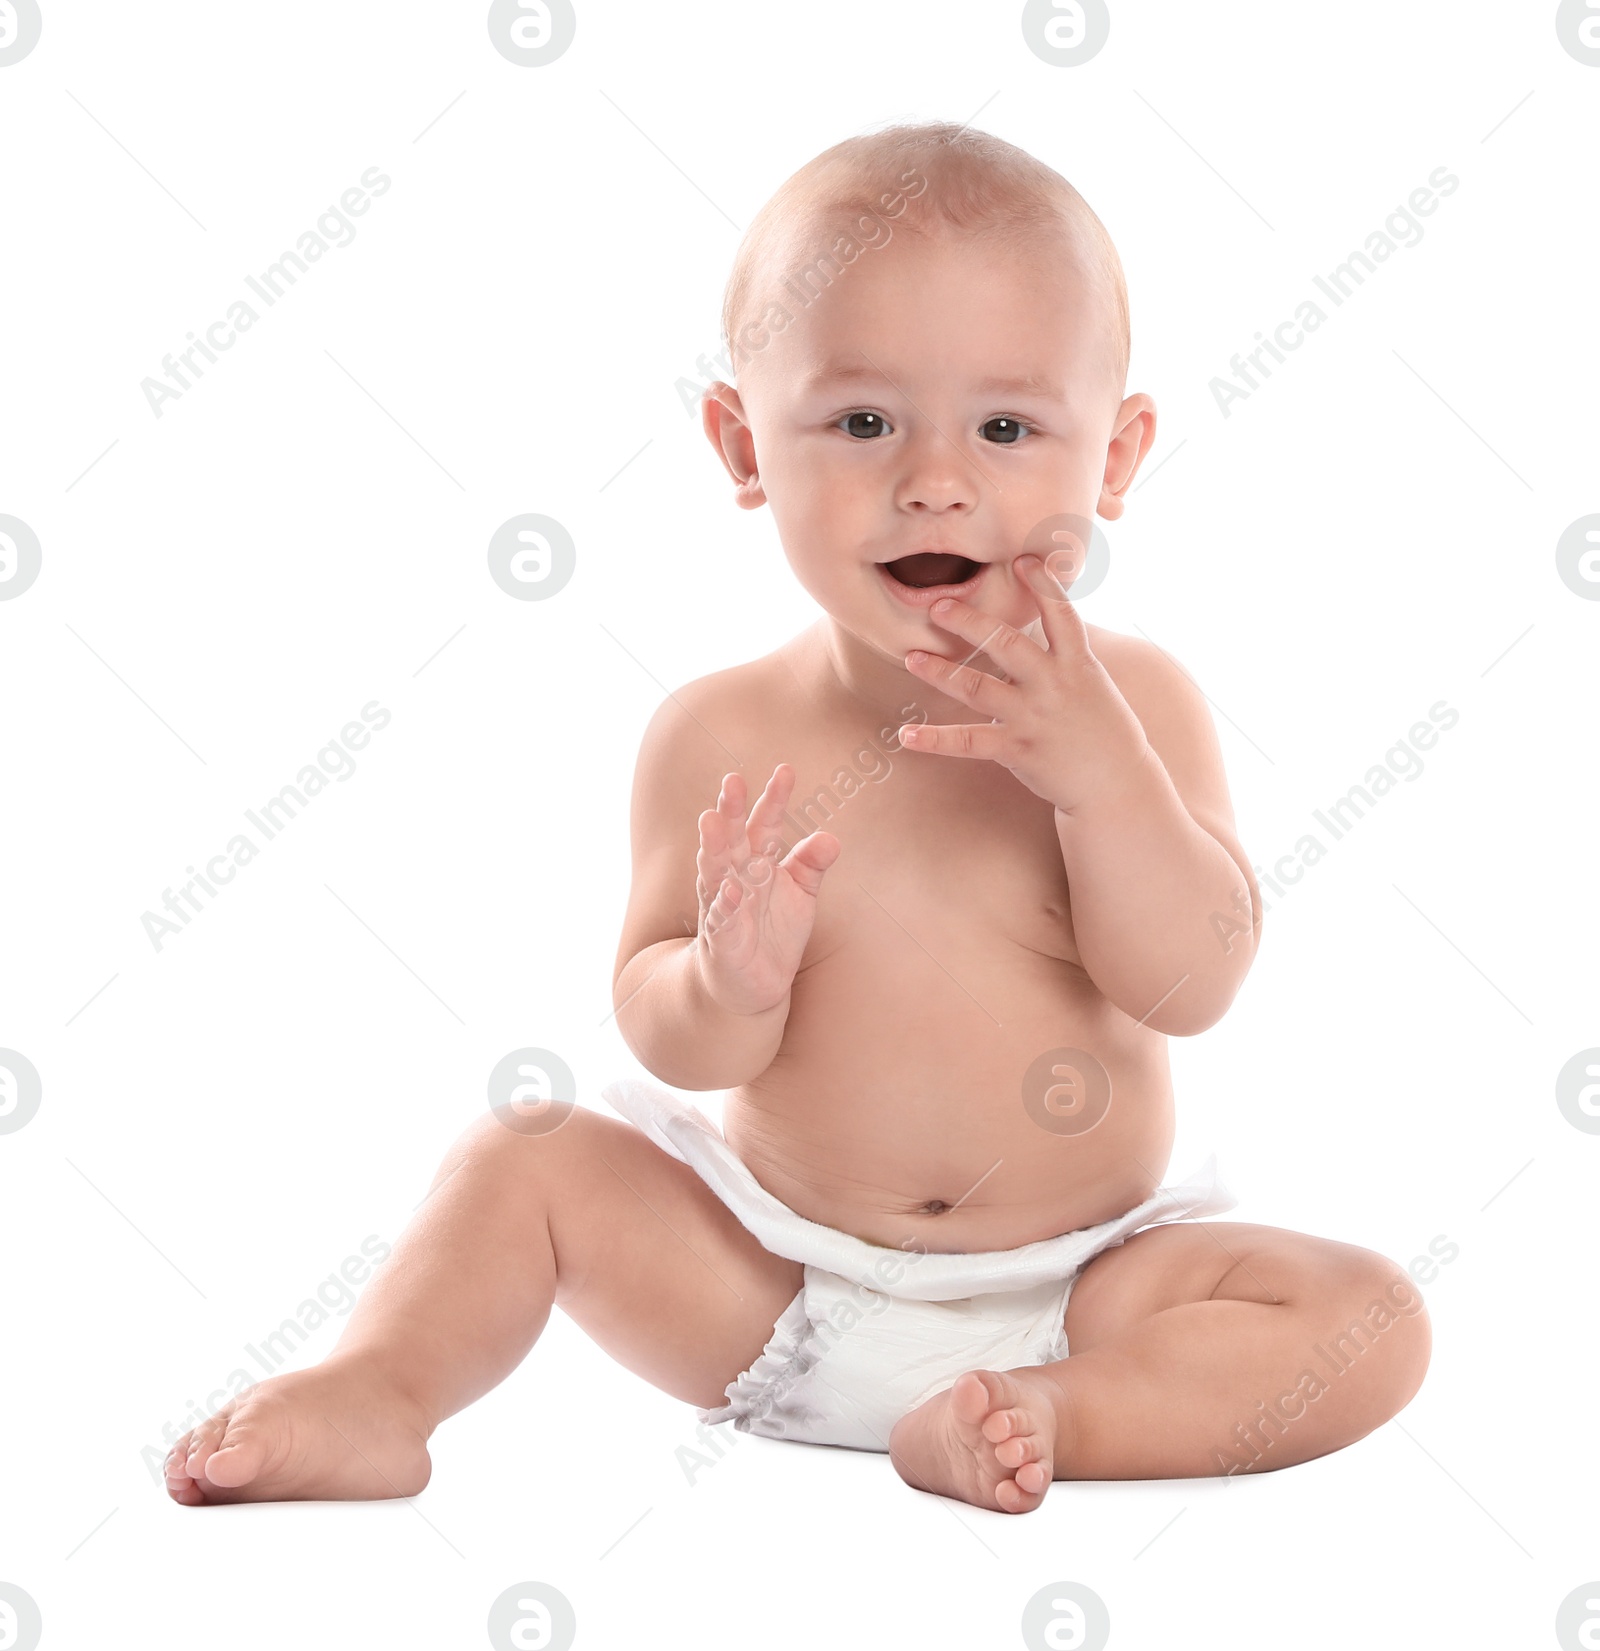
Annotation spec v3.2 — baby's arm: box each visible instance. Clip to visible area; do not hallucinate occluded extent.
[1053,636,1262,1034]
[901,573,1260,1036]
[613,690,839,1090]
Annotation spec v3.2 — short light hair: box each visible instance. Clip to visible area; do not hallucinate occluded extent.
[720,120,1130,394]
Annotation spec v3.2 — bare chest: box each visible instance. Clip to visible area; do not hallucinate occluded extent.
[772,730,1083,970]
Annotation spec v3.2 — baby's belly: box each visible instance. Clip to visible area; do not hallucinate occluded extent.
[723,950,1177,1254]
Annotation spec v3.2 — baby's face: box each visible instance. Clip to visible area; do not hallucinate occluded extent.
[707,228,1153,668]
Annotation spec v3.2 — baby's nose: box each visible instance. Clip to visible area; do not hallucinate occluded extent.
[898,472,978,514]
[895,430,984,514]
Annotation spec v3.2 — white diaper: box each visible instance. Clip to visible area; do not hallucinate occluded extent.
[603,1077,1238,1454]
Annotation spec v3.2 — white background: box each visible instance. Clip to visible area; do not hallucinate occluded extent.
[1,2,1596,1647]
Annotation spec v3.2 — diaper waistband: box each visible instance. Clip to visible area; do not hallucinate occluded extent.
[601,1076,1237,1302]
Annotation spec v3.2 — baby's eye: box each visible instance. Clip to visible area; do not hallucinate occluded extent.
[837,411,892,440]
[980,416,1031,445]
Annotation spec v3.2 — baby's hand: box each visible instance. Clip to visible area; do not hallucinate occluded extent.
[898,555,1153,814]
[694,765,840,1016]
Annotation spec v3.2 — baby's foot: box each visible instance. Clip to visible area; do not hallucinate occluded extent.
[164,1359,434,1506]
[888,1367,1067,1514]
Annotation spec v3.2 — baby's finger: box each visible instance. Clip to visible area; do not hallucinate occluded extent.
[696,782,739,904]
[1017,554,1090,659]
[745,763,796,857]
[718,770,756,866]
[696,808,733,915]
[925,596,1041,682]
[896,721,1009,762]
[780,830,841,896]
[716,771,747,825]
[702,870,746,942]
[904,647,1011,718]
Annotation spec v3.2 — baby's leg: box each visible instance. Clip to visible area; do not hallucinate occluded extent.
[889,1223,1431,1513]
[166,1107,802,1505]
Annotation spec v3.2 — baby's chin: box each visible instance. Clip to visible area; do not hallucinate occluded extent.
[841,610,1053,683]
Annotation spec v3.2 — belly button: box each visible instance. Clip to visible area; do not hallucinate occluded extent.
[917,1199,952,1215]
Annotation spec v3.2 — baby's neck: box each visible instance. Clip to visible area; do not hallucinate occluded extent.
[798,617,968,732]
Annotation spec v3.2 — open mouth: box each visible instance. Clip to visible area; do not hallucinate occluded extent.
[880,552,984,588]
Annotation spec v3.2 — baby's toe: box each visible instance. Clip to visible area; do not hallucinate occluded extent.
[981,1407,1029,1445]
[949,1370,1000,1429]
[996,1431,1044,1469]
[164,1439,204,1504]
[183,1413,230,1480]
[200,1415,271,1488]
[1014,1459,1051,1496]
[165,1431,194,1474]
[994,1460,1052,1512]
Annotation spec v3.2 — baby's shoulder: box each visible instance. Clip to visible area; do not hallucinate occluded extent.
[631,649,795,794]
[642,651,790,742]
[1082,623,1175,697]
[1082,623,1218,764]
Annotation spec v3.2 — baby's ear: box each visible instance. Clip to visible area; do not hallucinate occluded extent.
[701,381,767,510]
[1098,391,1158,520]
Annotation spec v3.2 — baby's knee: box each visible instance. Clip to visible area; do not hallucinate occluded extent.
[440,1099,614,1189]
[1322,1245,1433,1400]
[1344,1245,1429,1321]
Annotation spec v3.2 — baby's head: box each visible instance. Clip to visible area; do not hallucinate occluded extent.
[702,122,1154,668]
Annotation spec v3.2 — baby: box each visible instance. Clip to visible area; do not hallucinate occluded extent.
[165,123,1430,1515]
